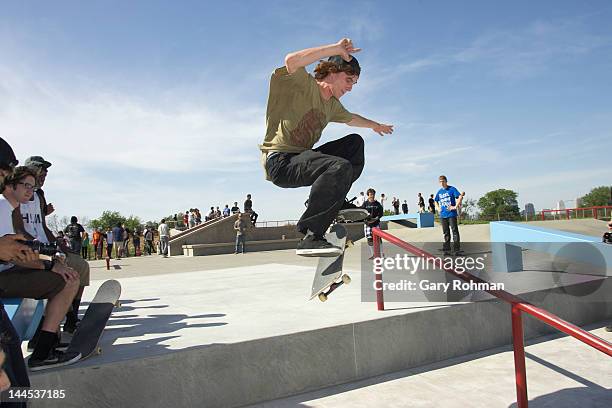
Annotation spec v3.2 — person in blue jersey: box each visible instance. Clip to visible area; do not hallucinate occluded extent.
[434,175,464,254]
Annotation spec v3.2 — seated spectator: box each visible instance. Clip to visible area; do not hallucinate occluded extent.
[207,206,215,221]
[231,202,240,214]
[195,209,202,225]
[18,158,92,334]
[223,205,230,217]
[183,211,189,228]
[0,138,32,396]
[215,206,221,219]
[0,166,81,370]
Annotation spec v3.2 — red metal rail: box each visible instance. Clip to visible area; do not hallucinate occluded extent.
[540,205,612,221]
[371,227,611,408]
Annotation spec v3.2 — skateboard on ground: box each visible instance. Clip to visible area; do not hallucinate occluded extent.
[336,208,370,223]
[310,224,353,302]
[65,279,121,361]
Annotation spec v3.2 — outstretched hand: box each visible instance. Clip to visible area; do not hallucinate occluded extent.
[373,123,394,137]
[336,38,362,61]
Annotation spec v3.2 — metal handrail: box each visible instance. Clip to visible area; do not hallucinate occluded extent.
[371,227,611,408]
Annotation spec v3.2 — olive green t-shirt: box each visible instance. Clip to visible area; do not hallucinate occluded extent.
[259,66,353,154]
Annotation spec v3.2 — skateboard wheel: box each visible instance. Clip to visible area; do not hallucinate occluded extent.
[318,293,328,302]
[115,301,122,308]
[96,347,102,355]
[342,275,351,284]
[346,240,354,248]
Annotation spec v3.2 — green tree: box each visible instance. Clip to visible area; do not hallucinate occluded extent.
[580,186,612,207]
[460,197,478,220]
[88,211,125,230]
[477,189,520,218]
[124,215,142,232]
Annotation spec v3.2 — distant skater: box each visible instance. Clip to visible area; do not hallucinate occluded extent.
[434,175,464,254]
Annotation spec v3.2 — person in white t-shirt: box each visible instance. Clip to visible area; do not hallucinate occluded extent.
[0,166,80,370]
[158,219,170,257]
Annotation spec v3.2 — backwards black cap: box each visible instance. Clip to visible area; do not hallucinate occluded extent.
[327,55,361,76]
[0,138,18,170]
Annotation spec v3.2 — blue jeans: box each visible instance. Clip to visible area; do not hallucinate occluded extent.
[160,236,169,256]
[235,235,245,253]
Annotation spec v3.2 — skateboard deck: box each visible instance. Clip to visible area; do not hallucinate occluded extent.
[336,208,369,223]
[66,279,121,361]
[310,224,352,301]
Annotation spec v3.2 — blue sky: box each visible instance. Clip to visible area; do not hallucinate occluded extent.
[1,0,611,225]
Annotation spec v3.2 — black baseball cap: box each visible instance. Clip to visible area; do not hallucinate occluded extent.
[0,138,18,170]
[24,156,52,169]
[328,55,361,76]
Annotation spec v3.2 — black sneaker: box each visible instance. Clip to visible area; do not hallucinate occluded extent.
[340,198,358,210]
[28,350,81,371]
[296,235,343,257]
[63,318,81,334]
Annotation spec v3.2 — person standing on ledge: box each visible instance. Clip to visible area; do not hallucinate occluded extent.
[434,175,464,255]
[259,38,394,256]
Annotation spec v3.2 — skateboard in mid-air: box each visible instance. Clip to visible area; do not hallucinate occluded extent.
[65,279,122,361]
[310,224,353,302]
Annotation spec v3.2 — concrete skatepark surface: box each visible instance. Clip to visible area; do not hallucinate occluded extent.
[24,219,611,407]
[249,326,612,408]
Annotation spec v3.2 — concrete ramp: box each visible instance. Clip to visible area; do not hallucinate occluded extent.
[168,214,303,256]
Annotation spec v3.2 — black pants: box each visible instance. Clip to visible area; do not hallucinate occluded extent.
[441,216,460,251]
[81,245,88,259]
[1,305,29,408]
[145,240,154,255]
[266,134,364,236]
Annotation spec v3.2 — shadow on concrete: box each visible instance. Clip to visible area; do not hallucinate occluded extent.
[507,387,611,407]
[69,297,228,368]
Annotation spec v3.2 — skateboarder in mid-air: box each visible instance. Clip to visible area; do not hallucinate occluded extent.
[260,38,394,257]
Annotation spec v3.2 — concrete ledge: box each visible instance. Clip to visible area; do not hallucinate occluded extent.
[381,213,434,228]
[490,221,612,276]
[29,278,611,408]
[183,239,302,256]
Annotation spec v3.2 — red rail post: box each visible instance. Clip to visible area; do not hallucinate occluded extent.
[373,231,385,311]
[512,304,528,408]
